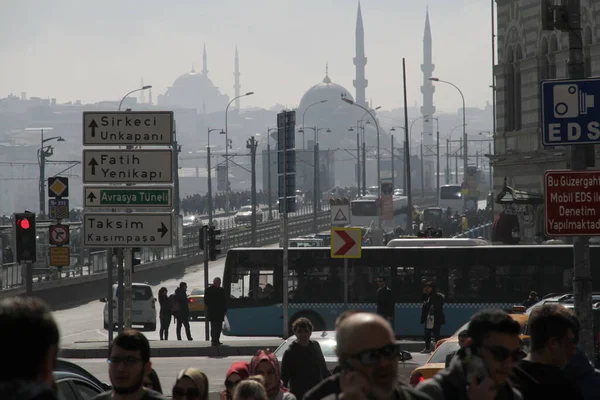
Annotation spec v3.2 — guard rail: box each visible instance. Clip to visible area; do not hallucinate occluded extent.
[452,222,493,240]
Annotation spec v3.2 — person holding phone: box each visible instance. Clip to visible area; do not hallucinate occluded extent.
[416,309,523,400]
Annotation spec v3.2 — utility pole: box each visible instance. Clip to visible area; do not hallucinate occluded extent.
[403,58,413,235]
[436,126,440,206]
[420,141,425,198]
[446,139,450,185]
[207,145,213,225]
[247,136,258,246]
[173,122,181,255]
[362,131,367,196]
[267,132,273,221]
[391,135,395,192]
[313,140,319,233]
[356,129,361,195]
[201,225,209,341]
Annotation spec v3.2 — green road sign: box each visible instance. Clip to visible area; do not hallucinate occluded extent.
[83,186,172,208]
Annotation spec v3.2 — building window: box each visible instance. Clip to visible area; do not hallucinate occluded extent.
[505,46,515,132]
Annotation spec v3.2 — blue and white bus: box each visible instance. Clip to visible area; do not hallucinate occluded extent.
[222,245,599,337]
[350,195,408,231]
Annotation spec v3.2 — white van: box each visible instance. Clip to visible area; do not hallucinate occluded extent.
[101,283,157,331]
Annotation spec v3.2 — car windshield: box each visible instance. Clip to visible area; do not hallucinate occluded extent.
[429,341,460,363]
[275,337,337,358]
[191,288,204,296]
[239,206,253,212]
[115,286,153,300]
[184,216,195,222]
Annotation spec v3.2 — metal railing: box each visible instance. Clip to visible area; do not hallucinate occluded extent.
[453,222,493,240]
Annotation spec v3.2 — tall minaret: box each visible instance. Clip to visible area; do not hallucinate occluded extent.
[139,76,146,103]
[202,43,208,75]
[234,46,241,111]
[421,7,435,147]
[353,1,368,107]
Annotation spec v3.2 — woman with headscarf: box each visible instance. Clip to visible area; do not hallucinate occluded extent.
[249,350,295,400]
[221,361,250,400]
[158,287,171,340]
[172,368,209,400]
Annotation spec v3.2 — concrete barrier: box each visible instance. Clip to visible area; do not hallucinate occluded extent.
[0,254,203,311]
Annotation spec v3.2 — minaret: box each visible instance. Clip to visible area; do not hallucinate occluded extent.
[421,7,435,147]
[234,46,241,111]
[139,76,146,103]
[353,1,368,107]
[202,43,208,75]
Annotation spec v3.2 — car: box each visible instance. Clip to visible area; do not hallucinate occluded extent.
[234,205,263,224]
[409,314,530,386]
[274,331,413,373]
[100,283,157,331]
[183,215,201,227]
[188,287,206,320]
[55,358,110,399]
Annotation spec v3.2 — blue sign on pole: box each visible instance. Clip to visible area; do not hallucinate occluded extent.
[541,78,600,146]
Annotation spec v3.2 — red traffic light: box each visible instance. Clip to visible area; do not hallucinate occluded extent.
[19,219,31,229]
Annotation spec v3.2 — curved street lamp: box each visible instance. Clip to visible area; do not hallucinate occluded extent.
[224,91,254,213]
[118,85,152,111]
[301,100,327,149]
[430,77,467,210]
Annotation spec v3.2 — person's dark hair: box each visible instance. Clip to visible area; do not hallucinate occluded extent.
[377,276,386,282]
[425,281,436,292]
[467,309,521,347]
[0,296,59,381]
[292,317,313,332]
[529,304,579,351]
[109,329,151,364]
[179,282,187,289]
[529,291,537,298]
[458,330,468,339]
[335,310,360,329]
[147,368,163,393]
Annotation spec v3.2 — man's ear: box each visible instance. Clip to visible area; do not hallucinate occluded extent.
[42,344,58,386]
[144,361,153,376]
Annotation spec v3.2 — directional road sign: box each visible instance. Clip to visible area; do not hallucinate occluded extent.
[544,170,600,236]
[84,212,173,247]
[82,149,173,183]
[49,224,69,246]
[84,186,173,208]
[83,111,174,146]
[330,227,362,258]
[541,78,600,145]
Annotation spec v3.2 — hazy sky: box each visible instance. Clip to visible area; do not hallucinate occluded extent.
[1,0,494,113]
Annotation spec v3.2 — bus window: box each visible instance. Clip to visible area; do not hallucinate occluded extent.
[351,201,378,216]
[440,185,462,199]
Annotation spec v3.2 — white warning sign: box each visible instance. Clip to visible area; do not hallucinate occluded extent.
[331,205,350,225]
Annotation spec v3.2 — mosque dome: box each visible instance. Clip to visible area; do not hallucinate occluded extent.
[298,65,354,112]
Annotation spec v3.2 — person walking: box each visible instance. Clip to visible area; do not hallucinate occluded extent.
[205,277,227,346]
[158,287,171,340]
[420,281,445,353]
[376,276,394,324]
[174,282,193,341]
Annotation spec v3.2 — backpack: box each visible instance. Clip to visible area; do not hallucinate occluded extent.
[169,294,180,314]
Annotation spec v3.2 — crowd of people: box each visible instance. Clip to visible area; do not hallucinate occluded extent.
[180,191,272,216]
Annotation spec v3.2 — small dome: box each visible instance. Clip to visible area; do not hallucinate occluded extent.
[298,65,353,112]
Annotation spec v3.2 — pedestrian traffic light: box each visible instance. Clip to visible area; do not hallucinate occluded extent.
[14,212,36,263]
[208,226,221,261]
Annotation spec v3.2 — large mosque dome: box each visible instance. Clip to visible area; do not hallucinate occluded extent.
[298,69,354,112]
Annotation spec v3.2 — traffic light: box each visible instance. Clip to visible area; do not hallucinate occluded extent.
[14,212,36,263]
[208,226,221,261]
[199,225,205,251]
[131,247,141,273]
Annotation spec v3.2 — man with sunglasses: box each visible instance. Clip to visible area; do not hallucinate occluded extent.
[417,309,522,400]
[303,312,430,400]
[510,304,583,399]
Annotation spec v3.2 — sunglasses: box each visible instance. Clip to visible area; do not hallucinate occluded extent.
[483,345,522,362]
[224,379,241,389]
[173,387,200,399]
[347,343,401,365]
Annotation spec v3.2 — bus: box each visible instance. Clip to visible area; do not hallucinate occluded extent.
[350,195,409,231]
[222,245,600,337]
[438,184,463,213]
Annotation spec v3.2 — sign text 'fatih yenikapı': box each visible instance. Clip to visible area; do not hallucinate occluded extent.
[84,213,173,247]
[544,170,600,236]
[82,111,174,146]
[82,149,173,183]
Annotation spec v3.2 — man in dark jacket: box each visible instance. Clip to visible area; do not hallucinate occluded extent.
[376,276,394,323]
[174,282,193,341]
[420,281,445,353]
[564,347,600,400]
[0,296,59,400]
[417,309,523,400]
[204,277,227,346]
[281,318,330,400]
[510,304,583,399]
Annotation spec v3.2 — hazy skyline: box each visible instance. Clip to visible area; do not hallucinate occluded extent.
[1,0,494,114]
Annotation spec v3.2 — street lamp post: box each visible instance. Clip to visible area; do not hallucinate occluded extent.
[430,77,467,211]
[225,92,254,214]
[302,100,327,150]
[267,128,278,220]
[343,98,381,210]
[390,126,406,193]
[32,128,65,217]
[118,85,152,111]
[207,128,223,225]
[425,116,440,206]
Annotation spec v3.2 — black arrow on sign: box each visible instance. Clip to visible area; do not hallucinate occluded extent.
[87,192,97,203]
[88,119,98,137]
[157,222,169,238]
[88,158,98,175]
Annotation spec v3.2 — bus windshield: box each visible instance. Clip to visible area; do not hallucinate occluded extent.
[440,186,462,200]
[351,201,378,216]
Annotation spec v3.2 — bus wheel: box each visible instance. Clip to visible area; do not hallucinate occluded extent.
[289,312,325,334]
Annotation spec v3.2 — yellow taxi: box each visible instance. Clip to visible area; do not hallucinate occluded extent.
[187,288,205,320]
[409,310,530,386]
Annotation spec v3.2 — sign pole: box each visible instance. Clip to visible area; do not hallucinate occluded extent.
[107,249,114,344]
[567,0,593,363]
[203,225,210,341]
[117,248,124,334]
[343,258,349,309]
[124,247,133,329]
[24,261,32,295]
